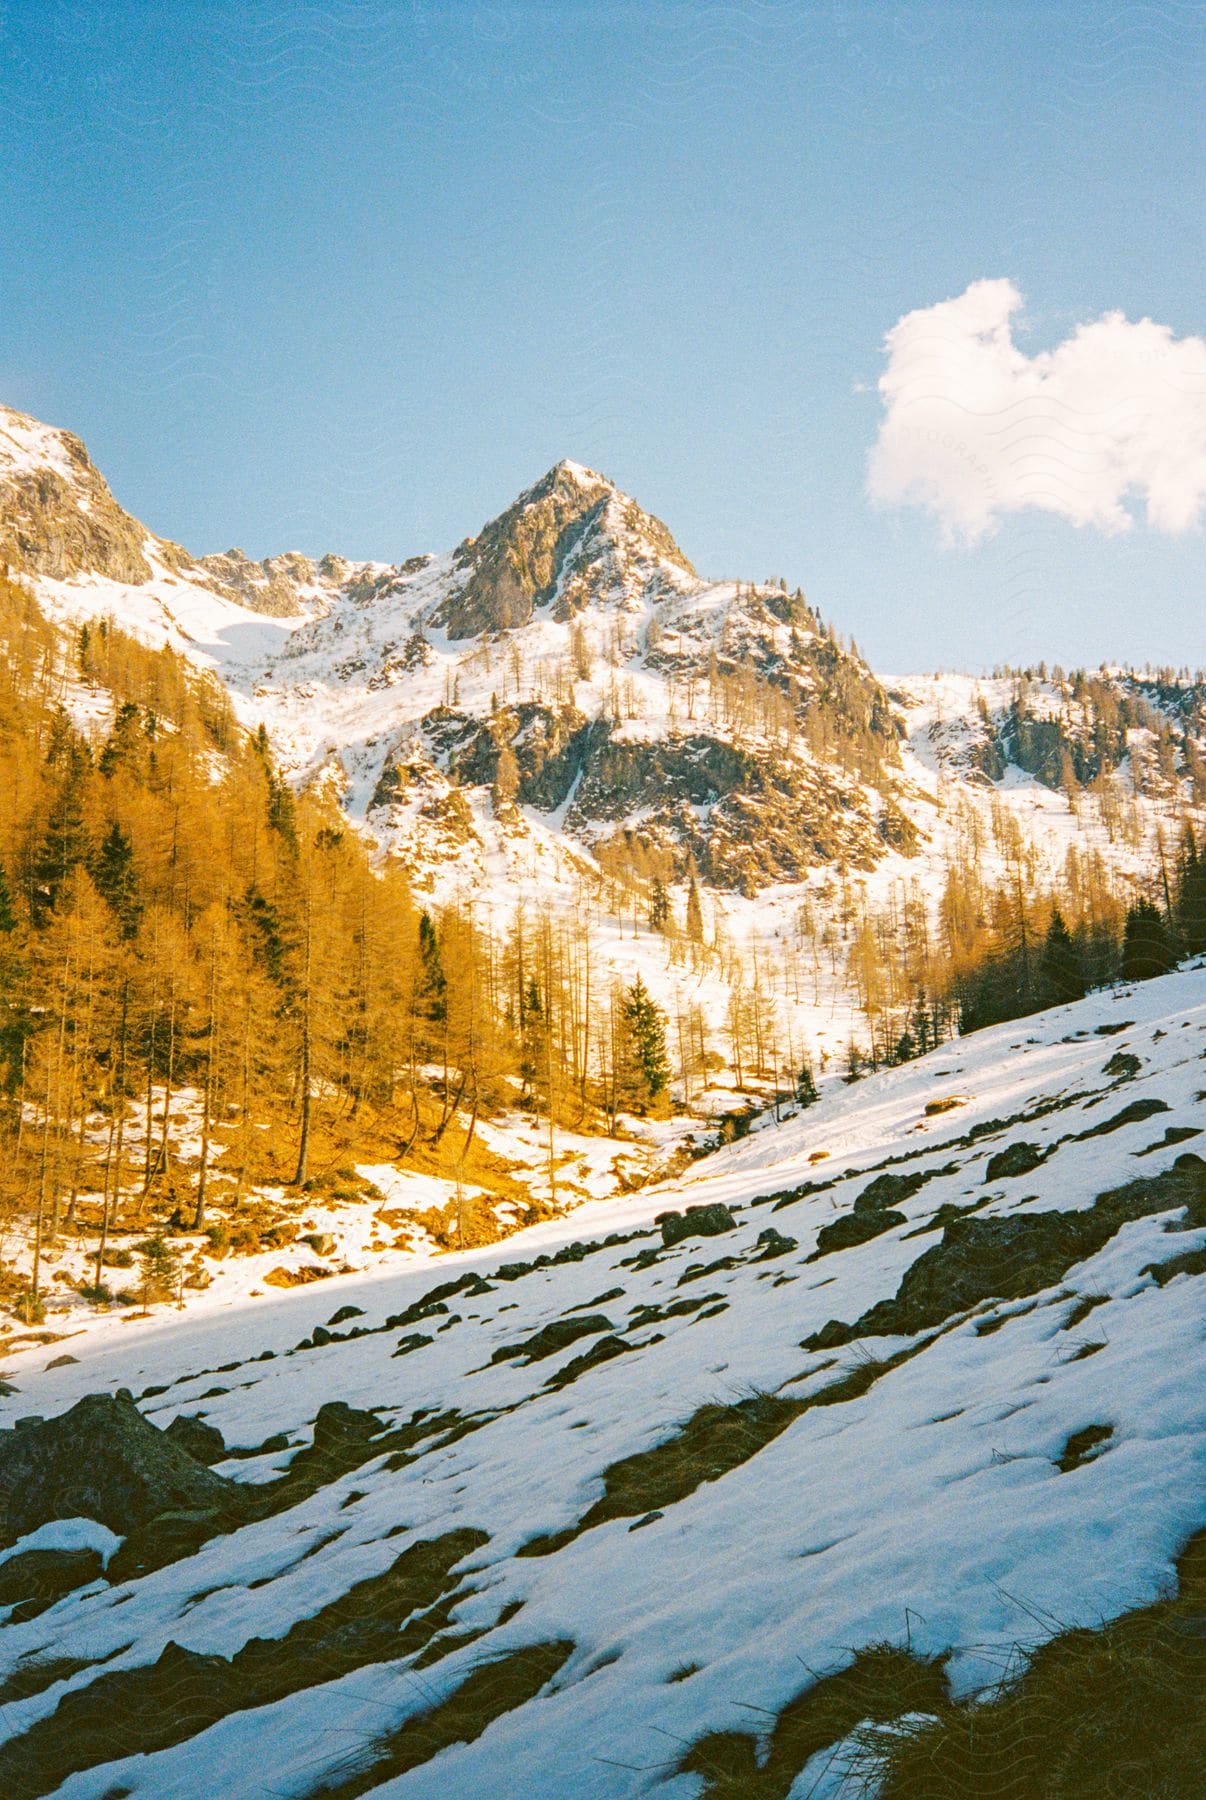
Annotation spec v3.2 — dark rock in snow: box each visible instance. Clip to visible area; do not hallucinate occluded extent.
[490,1314,615,1365]
[109,1507,245,1583]
[984,1141,1047,1182]
[657,1204,736,1248]
[328,1305,364,1325]
[853,1171,930,1214]
[804,1161,1206,1351]
[1074,1097,1170,1139]
[312,1402,385,1454]
[804,1318,854,1353]
[0,1393,238,1543]
[0,1546,104,1617]
[544,1334,631,1390]
[814,1208,906,1257]
[751,1227,797,1260]
[164,1413,227,1466]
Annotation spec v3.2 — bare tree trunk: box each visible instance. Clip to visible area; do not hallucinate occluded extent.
[293,895,313,1187]
[193,937,219,1229]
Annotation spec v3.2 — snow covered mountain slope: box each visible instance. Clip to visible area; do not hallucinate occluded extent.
[9,400,1198,906]
[1,967,1202,1798]
[4,399,1202,1075]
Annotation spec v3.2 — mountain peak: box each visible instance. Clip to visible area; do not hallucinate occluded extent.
[541,456,613,491]
[0,401,177,586]
[0,402,85,484]
[434,461,694,638]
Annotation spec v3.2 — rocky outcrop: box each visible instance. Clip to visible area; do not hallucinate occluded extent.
[0,404,351,617]
[0,1546,105,1618]
[190,548,318,616]
[0,408,170,584]
[434,461,694,638]
[658,1203,737,1247]
[0,1392,238,1542]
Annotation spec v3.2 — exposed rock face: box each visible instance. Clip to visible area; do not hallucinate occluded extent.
[0,1546,104,1617]
[164,1413,228,1465]
[0,403,344,617]
[435,460,694,638]
[984,1141,1047,1182]
[190,548,319,616]
[0,407,170,584]
[0,1392,237,1542]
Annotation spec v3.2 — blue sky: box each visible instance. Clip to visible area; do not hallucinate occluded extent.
[1,1,1202,671]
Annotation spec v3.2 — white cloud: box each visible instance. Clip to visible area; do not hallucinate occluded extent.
[867,278,1206,544]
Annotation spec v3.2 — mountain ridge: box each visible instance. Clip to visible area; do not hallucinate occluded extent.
[0,399,1200,936]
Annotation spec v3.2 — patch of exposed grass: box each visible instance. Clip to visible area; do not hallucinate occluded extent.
[543,1331,634,1391]
[0,1528,486,1799]
[681,1643,950,1799]
[1072,1096,1170,1140]
[1061,1292,1109,1330]
[519,1349,912,1557]
[1057,1423,1113,1471]
[864,1531,1206,1799]
[304,1639,575,1797]
[1142,1244,1206,1287]
[0,1653,101,1707]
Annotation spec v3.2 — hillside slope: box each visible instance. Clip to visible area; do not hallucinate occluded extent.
[0,966,1201,1799]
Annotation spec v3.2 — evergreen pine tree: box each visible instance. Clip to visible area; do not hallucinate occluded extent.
[417,912,447,1025]
[519,976,543,1097]
[1176,829,1206,955]
[685,870,703,943]
[621,976,670,1109]
[91,821,142,938]
[32,770,89,920]
[1039,907,1086,1003]
[136,1231,181,1309]
[1120,898,1177,982]
[649,876,670,933]
[98,701,143,777]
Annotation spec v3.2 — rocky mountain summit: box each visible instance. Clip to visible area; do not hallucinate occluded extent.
[0,403,356,616]
[434,458,695,637]
[1,401,1201,911]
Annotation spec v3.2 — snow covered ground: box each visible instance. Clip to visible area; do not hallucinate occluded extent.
[1,965,1202,1798]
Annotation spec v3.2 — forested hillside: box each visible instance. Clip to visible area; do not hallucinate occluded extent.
[0,575,723,1323]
